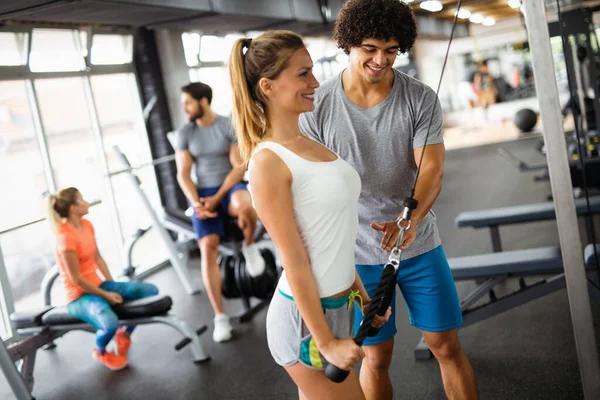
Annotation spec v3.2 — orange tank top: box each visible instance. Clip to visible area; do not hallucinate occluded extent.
[55,219,105,302]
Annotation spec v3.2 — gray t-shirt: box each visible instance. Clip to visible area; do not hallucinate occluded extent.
[299,69,443,264]
[174,115,236,189]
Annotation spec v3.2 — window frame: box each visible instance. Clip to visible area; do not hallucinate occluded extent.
[0,25,163,342]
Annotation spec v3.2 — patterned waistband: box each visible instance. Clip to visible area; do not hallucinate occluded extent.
[278,288,363,313]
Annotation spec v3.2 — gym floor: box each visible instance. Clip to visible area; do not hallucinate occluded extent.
[2,137,599,400]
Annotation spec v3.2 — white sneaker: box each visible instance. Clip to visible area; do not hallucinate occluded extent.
[242,243,266,277]
[213,314,233,343]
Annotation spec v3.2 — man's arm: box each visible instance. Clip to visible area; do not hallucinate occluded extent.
[408,143,445,226]
[175,149,200,206]
[211,143,246,202]
[372,89,444,251]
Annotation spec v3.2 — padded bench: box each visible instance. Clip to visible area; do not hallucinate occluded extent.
[411,200,600,361]
[10,295,172,330]
[449,246,563,280]
[412,245,600,360]
[455,197,600,252]
[3,294,209,400]
[455,197,600,229]
[33,295,172,327]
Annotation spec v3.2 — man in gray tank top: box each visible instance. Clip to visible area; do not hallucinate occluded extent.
[174,82,265,343]
[299,1,477,398]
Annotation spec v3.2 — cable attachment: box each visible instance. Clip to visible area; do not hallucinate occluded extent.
[388,197,419,265]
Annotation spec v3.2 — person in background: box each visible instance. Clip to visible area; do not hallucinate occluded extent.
[47,187,159,370]
[174,82,265,343]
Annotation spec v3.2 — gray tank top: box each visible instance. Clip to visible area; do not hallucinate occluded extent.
[174,115,236,188]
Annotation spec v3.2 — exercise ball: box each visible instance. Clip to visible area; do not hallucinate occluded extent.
[514,108,538,132]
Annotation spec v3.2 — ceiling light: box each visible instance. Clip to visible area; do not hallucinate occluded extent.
[483,17,496,26]
[456,9,471,19]
[469,13,485,24]
[420,1,443,12]
[508,0,521,9]
[402,0,414,3]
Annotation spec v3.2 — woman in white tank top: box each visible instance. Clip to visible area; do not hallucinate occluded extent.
[229,31,389,399]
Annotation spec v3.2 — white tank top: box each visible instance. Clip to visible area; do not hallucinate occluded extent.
[249,140,361,298]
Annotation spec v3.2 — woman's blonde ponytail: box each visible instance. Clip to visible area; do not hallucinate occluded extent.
[228,31,305,161]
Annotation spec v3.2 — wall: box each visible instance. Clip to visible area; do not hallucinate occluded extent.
[155,28,190,131]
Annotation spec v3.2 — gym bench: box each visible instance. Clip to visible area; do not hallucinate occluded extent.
[455,196,600,252]
[1,266,210,400]
[413,244,600,359]
[413,198,600,359]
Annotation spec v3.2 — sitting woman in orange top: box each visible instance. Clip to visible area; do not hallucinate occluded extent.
[47,187,159,370]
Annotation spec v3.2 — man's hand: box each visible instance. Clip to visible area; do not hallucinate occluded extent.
[371,220,416,251]
[363,301,392,329]
[199,195,220,212]
[193,199,219,219]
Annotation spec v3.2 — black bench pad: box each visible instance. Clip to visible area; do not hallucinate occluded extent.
[40,295,172,326]
[10,306,54,329]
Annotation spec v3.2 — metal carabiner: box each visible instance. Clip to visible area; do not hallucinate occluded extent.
[387,198,418,267]
[388,218,411,266]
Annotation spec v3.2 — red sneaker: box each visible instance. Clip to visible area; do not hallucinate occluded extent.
[92,349,128,371]
[116,327,131,355]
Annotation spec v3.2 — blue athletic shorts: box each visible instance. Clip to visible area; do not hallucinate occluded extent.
[354,245,463,346]
[191,183,248,240]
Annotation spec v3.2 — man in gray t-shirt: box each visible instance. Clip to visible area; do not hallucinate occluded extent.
[174,82,265,343]
[299,1,477,398]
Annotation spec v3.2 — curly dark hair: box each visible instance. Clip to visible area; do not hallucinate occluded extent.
[333,0,418,55]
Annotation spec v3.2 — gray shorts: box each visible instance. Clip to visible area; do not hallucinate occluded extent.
[266,289,356,370]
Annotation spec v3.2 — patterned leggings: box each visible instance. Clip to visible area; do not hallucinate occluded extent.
[67,281,159,351]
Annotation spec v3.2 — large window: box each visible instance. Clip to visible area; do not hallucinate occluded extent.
[0,32,28,66]
[91,73,167,272]
[184,33,244,115]
[35,76,123,272]
[30,29,86,72]
[304,37,347,83]
[0,223,56,311]
[0,28,163,329]
[0,78,53,314]
[36,77,104,200]
[189,66,232,116]
[0,80,47,230]
[91,34,133,65]
[182,32,201,67]
[0,244,14,340]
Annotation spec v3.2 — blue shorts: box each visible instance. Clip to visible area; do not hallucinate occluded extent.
[191,183,248,240]
[354,245,463,346]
